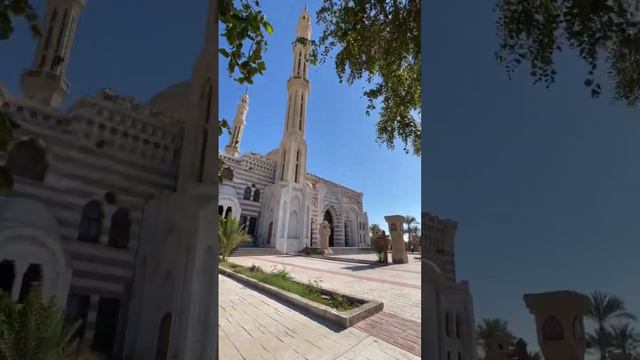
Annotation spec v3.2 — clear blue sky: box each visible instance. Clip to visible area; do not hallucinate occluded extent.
[218,1,421,231]
[425,0,640,354]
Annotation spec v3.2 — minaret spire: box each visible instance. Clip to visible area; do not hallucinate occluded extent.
[276,9,312,185]
[20,0,86,107]
[225,91,249,158]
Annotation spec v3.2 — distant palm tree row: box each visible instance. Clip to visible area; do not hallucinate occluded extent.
[368,215,421,252]
[476,291,639,360]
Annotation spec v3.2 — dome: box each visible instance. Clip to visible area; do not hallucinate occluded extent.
[147,82,192,120]
[0,196,59,235]
[265,149,279,161]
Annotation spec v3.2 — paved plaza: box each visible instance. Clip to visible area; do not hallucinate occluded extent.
[219,254,421,359]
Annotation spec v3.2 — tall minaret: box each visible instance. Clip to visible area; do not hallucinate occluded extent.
[20,0,86,107]
[276,8,312,185]
[224,91,249,157]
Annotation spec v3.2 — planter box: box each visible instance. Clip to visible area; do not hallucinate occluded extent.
[219,266,383,328]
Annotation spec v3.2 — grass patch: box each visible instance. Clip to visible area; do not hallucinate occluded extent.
[220,261,362,311]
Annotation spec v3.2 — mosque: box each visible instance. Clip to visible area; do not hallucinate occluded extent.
[218,10,371,254]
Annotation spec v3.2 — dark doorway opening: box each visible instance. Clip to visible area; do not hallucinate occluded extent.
[323,210,334,247]
[91,298,120,358]
[0,260,15,294]
[18,263,42,302]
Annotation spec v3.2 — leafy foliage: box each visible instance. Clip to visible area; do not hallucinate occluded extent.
[0,288,101,360]
[495,0,640,105]
[315,0,421,155]
[586,291,638,360]
[0,0,41,40]
[476,318,517,353]
[218,216,251,261]
[610,323,640,357]
[219,0,272,85]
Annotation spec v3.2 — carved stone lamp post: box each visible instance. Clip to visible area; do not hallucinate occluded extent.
[523,291,590,360]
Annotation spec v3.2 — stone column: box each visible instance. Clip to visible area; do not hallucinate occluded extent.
[319,221,332,255]
[384,215,408,264]
[523,291,590,360]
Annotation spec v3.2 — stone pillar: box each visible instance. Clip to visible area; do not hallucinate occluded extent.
[384,215,408,264]
[523,291,590,360]
[319,221,332,255]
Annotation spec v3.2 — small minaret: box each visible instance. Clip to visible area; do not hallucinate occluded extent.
[20,0,86,107]
[276,8,312,185]
[224,91,249,157]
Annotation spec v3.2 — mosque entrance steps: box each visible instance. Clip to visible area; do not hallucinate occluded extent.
[230,247,283,257]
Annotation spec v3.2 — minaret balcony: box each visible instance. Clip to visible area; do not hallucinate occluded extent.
[22,70,70,92]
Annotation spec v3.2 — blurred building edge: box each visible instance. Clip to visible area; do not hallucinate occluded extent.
[422,211,477,360]
[0,0,217,359]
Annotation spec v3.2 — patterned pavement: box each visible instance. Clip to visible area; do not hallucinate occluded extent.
[219,254,421,359]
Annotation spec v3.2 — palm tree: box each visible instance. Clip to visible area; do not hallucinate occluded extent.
[476,318,516,353]
[219,216,251,261]
[610,323,640,358]
[403,215,419,235]
[0,288,101,359]
[587,291,637,360]
[369,224,383,239]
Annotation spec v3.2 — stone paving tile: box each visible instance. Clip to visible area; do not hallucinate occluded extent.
[219,274,419,360]
[354,312,421,357]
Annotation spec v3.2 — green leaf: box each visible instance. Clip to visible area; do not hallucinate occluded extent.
[264,21,273,35]
[219,48,230,58]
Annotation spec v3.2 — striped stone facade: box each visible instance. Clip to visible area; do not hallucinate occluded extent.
[0,88,183,356]
[219,152,370,250]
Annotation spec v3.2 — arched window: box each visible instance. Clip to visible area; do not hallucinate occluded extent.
[243,186,252,200]
[108,208,130,249]
[218,206,223,216]
[294,150,300,183]
[299,94,304,131]
[18,263,42,303]
[267,222,273,244]
[224,207,232,219]
[281,150,286,181]
[0,260,15,294]
[445,312,451,337]
[252,189,260,202]
[455,314,462,338]
[6,139,48,182]
[78,200,103,243]
[155,313,172,360]
[542,316,564,341]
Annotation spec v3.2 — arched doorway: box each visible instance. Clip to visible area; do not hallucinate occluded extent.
[155,313,172,360]
[323,210,334,247]
[18,263,42,303]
